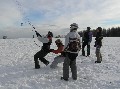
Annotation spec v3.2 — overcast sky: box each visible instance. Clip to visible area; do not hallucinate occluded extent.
[0,0,120,38]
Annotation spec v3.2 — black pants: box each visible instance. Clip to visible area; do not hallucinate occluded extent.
[34,49,49,65]
[82,42,90,56]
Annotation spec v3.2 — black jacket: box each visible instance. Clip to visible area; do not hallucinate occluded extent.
[95,32,103,46]
[42,42,51,52]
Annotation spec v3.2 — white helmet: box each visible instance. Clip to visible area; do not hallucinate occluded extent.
[70,23,78,29]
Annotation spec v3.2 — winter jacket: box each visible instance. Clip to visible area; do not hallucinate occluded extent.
[38,36,52,52]
[52,45,64,54]
[38,36,51,43]
[82,31,92,43]
[95,32,103,46]
[51,45,66,57]
[64,30,81,53]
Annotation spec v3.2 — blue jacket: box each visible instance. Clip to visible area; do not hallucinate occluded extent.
[82,31,92,43]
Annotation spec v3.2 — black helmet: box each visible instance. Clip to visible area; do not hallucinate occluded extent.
[47,31,53,37]
[87,27,91,30]
[97,27,102,32]
[87,27,91,32]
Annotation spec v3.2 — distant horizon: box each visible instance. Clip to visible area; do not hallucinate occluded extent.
[1,26,120,39]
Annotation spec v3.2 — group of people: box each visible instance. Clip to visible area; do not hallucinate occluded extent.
[33,23,103,81]
[82,26,103,63]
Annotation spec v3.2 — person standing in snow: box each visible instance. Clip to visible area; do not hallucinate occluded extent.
[50,39,65,68]
[61,23,81,81]
[82,27,92,56]
[34,31,53,69]
[94,27,103,63]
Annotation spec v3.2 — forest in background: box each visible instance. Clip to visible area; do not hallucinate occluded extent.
[78,27,120,37]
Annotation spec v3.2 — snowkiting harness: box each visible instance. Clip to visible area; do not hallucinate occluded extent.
[64,37,80,53]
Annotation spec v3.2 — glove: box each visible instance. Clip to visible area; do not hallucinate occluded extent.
[94,45,96,47]
[35,31,42,37]
[94,41,97,47]
[61,51,66,57]
[49,49,54,52]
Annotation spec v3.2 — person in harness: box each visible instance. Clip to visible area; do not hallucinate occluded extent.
[61,23,81,81]
[82,27,92,56]
[34,31,53,69]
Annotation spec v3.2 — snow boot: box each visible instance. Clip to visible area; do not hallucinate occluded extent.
[73,78,77,80]
[35,61,40,69]
[61,77,68,81]
[95,61,101,63]
[35,64,40,69]
[45,61,49,66]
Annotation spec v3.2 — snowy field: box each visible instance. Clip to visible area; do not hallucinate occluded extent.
[0,37,120,89]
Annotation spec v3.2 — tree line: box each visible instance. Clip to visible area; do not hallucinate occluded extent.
[78,27,120,37]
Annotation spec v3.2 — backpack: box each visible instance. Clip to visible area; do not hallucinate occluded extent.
[67,38,80,52]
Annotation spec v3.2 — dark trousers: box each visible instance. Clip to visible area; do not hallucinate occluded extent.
[34,49,49,65]
[82,42,90,56]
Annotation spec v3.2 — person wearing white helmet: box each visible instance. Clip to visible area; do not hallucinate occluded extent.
[61,23,81,81]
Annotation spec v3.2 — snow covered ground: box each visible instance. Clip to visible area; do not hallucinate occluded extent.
[0,37,120,89]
